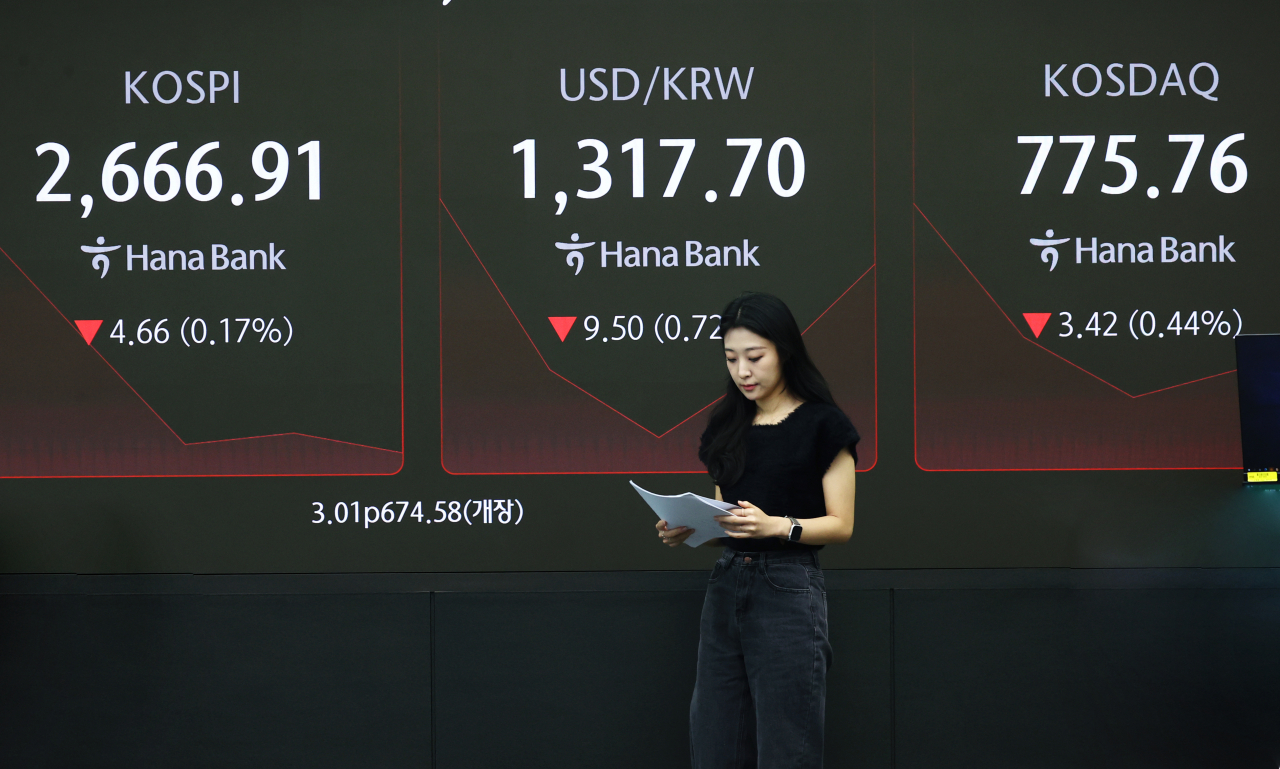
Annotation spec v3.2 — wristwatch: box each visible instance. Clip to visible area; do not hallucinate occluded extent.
[785,516,803,543]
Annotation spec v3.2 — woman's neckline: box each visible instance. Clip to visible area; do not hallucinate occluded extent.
[752,401,809,427]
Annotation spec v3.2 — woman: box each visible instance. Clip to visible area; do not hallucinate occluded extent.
[656,292,858,769]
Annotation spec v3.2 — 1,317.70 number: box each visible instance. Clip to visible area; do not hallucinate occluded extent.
[513,138,804,200]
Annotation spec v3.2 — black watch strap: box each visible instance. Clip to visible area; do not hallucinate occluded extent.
[786,516,802,542]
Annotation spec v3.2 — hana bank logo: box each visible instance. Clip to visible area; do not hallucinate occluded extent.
[555,233,595,275]
[82,236,120,278]
[1030,229,1069,271]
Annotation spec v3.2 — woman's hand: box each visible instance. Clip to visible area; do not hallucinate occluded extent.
[655,519,695,547]
[715,501,788,539]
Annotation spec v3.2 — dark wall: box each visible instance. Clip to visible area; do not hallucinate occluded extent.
[4,571,1280,768]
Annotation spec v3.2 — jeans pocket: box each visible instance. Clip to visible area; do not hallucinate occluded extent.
[808,568,826,594]
[708,560,727,583]
[762,563,811,593]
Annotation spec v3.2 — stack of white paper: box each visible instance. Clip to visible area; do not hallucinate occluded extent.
[630,481,740,547]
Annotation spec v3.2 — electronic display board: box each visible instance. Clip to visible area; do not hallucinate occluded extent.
[912,0,1274,470]
[437,1,876,474]
[0,1,403,477]
[2,0,1278,575]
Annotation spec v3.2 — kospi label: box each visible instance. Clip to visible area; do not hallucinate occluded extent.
[125,70,240,104]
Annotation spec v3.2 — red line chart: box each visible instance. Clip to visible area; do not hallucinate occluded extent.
[438,201,878,475]
[912,206,1240,472]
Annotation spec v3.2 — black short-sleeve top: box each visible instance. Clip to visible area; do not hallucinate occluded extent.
[699,402,859,552]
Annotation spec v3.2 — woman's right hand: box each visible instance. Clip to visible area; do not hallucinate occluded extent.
[656,519,694,548]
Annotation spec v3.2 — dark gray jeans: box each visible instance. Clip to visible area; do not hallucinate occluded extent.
[690,547,831,769]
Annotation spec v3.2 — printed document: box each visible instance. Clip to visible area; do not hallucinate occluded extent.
[630,481,740,547]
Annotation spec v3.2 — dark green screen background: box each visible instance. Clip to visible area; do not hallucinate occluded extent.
[1,0,1277,574]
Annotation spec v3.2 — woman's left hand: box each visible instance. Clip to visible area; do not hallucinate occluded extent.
[715,501,787,539]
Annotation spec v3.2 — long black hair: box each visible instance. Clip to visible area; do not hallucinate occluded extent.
[698,292,836,487]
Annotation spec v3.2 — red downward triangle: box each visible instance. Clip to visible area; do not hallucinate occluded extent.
[1022,312,1052,339]
[548,316,577,342]
[74,319,103,345]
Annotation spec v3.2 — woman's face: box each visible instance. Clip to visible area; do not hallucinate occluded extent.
[723,327,785,402]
